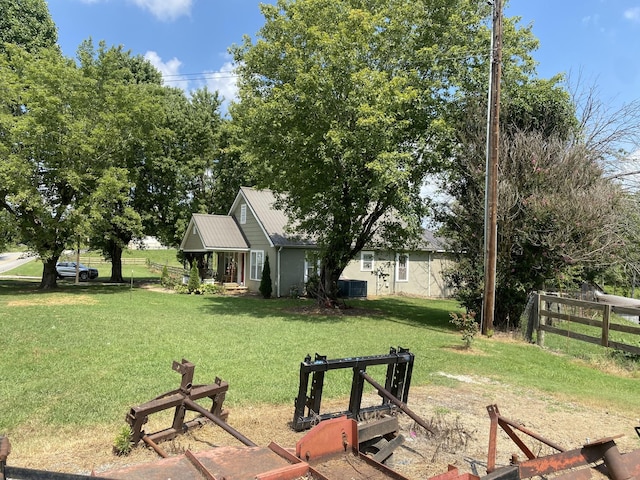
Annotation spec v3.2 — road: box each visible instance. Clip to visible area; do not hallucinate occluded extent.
[0,252,37,274]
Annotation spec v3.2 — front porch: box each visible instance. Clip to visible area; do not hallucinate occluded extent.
[183,251,247,288]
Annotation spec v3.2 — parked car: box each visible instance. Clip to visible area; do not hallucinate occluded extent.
[56,262,99,281]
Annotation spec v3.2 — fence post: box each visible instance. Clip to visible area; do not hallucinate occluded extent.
[601,304,611,347]
[536,292,545,347]
[525,292,538,343]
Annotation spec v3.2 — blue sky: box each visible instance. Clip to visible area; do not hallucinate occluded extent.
[46,0,640,111]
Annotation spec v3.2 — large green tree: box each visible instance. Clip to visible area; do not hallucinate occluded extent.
[0,0,57,54]
[231,0,494,302]
[0,46,103,287]
[76,40,164,282]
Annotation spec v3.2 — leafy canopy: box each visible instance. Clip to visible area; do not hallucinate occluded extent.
[231,0,494,297]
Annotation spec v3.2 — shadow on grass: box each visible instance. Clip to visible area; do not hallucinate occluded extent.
[197,294,348,323]
[197,294,462,331]
[0,277,161,296]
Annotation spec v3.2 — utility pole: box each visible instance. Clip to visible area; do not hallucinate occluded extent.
[482,0,503,335]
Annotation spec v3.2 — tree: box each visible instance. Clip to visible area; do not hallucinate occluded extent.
[231,0,492,303]
[0,46,103,288]
[134,87,232,249]
[437,79,628,328]
[259,255,273,299]
[0,0,58,54]
[76,40,164,282]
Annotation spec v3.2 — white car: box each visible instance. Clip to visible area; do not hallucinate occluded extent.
[56,262,99,281]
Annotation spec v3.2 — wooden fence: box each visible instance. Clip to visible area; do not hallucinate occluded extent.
[533,293,640,356]
[65,257,148,265]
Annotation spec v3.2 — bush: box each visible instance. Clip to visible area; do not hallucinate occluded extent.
[305,273,320,298]
[449,311,479,348]
[259,255,272,299]
[187,262,201,293]
[175,282,222,295]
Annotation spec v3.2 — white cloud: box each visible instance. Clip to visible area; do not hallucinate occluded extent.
[624,7,640,23]
[144,51,184,84]
[130,0,192,21]
[204,61,238,107]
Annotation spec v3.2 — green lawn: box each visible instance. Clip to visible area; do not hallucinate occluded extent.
[0,270,639,436]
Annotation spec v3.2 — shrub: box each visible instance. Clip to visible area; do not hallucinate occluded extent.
[259,255,272,299]
[305,273,320,298]
[187,262,201,293]
[449,311,479,349]
[160,265,170,287]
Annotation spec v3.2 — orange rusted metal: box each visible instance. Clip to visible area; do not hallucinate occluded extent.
[486,404,640,480]
[429,465,481,480]
[296,415,358,462]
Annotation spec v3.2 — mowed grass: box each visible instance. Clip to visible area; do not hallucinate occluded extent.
[0,270,639,437]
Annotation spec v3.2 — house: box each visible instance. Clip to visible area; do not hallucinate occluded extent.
[179,186,453,298]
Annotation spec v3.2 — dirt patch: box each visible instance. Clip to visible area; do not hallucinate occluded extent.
[6,294,98,307]
[6,377,639,479]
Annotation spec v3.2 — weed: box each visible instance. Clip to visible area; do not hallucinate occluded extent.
[112,425,133,456]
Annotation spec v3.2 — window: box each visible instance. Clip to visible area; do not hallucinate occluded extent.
[240,204,247,224]
[396,253,409,282]
[304,251,321,282]
[250,250,264,280]
[360,251,374,271]
[193,225,197,235]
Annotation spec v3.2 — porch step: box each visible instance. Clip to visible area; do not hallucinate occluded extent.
[222,283,249,295]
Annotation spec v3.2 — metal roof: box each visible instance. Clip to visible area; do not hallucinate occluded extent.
[187,214,249,251]
[236,187,315,247]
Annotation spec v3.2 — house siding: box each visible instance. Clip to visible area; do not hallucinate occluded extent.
[181,223,205,251]
[278,248,307,297]
[230,201,274,292]
[341,250,453,298]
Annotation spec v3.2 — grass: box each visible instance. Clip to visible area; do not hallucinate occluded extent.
[0,273,639,439]
[3,248,183,281]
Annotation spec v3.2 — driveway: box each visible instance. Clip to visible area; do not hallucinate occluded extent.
[0,252,37,274]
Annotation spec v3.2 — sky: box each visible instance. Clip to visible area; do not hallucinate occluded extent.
[46,0,640,112]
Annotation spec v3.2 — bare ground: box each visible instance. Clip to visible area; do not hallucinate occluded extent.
[6,374,640,479]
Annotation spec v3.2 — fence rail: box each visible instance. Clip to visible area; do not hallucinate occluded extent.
[534,293,640,356]
[61,257,149,265]
[148,262,186,277]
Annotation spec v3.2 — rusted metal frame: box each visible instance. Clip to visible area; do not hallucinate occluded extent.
[486,404,565,474]
[182,396,257,447]
[516,438,615,479]
[184,449,218,480]
[126,360,229,445]
[142,435,169,458]
[292,347,414,431]
[430,465,481,480]
[359,370,434,435]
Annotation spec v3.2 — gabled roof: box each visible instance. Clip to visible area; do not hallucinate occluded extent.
[231,186,315,248]
[180,213,249,252]
[420,229,449,252]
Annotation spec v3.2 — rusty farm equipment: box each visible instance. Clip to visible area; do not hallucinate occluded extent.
[2,355,640,480]
[484,404,640,480]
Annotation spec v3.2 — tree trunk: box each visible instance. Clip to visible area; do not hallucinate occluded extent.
[109,242,124,283]
[319,258,343,307]
[39,257,59,289]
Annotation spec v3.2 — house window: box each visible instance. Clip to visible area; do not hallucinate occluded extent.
[304,251,321,282]
[250,250,264,280]
[192,226,197,235]
[360,251,374,272]
[396,253,409,282]
[240,204,247,224]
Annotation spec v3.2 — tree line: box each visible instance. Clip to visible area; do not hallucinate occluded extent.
[2,0,640,329]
